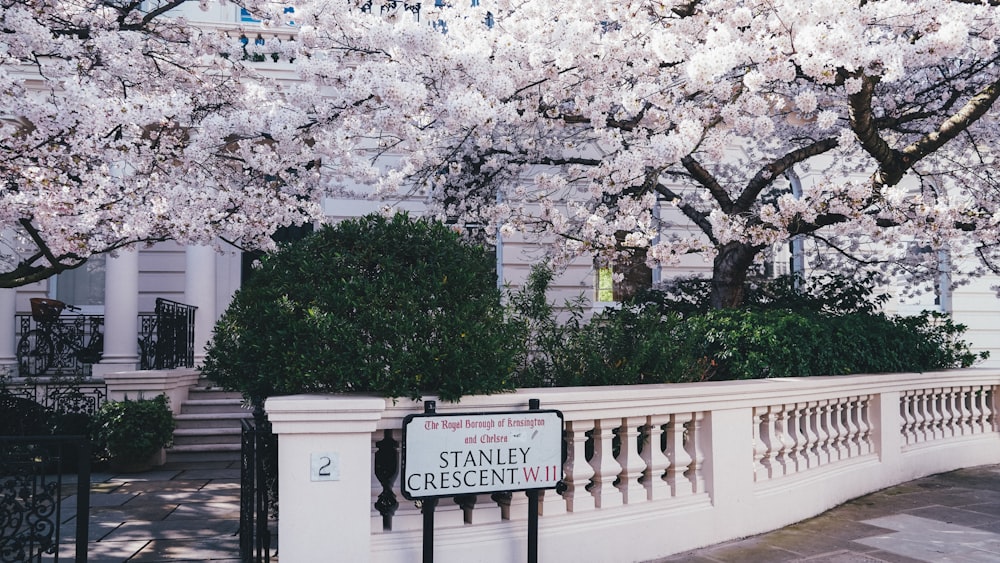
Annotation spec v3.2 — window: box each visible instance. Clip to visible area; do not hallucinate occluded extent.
[239,6,294,23]
[595,246,652,303]
[52,255,106,312]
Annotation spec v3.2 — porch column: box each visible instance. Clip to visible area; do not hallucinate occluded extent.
[184,244,216,366]
[0,288,16,377]
[92,249,139,376]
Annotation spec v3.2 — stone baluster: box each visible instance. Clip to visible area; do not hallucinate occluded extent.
[666,412,695,496]
[752,407,768,482]
[759,407,779,479]
[856,396,873,455]
[687,411,706,494]
[900,391,915,446]
[927,388,941,439]
[790,403,810,472]
[927,389,944,440]
[842,397,860,458]
[590,417,624,508]
[773,405,795,477]
[615,416,648,504]
[914,390,929,444]
[978,387,996,432]
[818,400,838,463]
[957,387,973,436]
[801,401,820,469]
[941,388,958,439]
[967,388,983,434]
[814,399,831,465]
[563,419,596,512]
[836,398,851,459]
[643,414,672,500]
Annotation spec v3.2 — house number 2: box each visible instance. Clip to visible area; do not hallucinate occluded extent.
[311,452,340,481]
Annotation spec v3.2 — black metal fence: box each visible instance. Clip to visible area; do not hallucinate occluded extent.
[0,378,107,419]
[15,297,197,377]
[240,407,277,563]
[138,298,198,371]
[15,314,103,378]
[0,436,91,562]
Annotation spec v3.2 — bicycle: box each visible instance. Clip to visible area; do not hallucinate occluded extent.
[17,298,104,376]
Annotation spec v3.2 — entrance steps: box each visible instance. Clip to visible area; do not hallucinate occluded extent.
[166,384,251,464]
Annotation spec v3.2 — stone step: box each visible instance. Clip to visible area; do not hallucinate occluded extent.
[172,427,243,447]
[187,388,245,401]
[165,443,242,464]
[180,398,250,415]
[174,412,252,429]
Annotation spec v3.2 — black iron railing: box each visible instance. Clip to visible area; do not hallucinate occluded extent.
[0,435,91,562]
[0,377,107,417]
[15,297,197,377]
[138,298,198,371]
[240,406,278,563]
[16,309,103,378]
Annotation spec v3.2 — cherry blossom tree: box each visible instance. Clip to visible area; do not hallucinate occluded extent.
[7,0,1000,312]
[282,0,1000,308]
[0,0,322,287]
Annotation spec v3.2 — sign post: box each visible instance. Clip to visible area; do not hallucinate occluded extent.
[402,400,564,563]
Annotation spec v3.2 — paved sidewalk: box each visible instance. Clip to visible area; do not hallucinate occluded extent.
[52,462,1000,562]
[59,460,247,562]
[655,464,1000,562]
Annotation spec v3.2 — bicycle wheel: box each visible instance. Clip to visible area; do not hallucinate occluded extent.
[17,329,54,376]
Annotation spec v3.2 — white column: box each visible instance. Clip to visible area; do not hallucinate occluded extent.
[184,244,217,366]
[92,249,139,376]
[0,288,16,377]
[267,395,386,563]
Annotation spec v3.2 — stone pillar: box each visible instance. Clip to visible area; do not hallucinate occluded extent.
[266,395,387,563]
[184,244,217,366]
[92,249,139,376]
[0,288,16,377]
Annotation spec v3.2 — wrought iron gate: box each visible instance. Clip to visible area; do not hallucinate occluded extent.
[240,406,277,563]
[0,436,91,562]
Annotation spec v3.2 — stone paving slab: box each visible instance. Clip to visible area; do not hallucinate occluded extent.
[165,501,242,520]
[126,536,242,562]
[652,464,1000,563]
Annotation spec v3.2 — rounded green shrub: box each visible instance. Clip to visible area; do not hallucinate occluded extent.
[91,395,175,464]
[202,213,524,402]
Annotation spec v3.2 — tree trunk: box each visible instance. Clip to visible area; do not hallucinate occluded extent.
[710,242,758,309]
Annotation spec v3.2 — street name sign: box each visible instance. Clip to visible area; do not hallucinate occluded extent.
[401,409,564,500]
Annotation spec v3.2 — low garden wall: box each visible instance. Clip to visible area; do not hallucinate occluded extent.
[266,369,1000,562]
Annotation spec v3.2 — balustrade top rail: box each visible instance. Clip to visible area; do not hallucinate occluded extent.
[370,368,1000,428]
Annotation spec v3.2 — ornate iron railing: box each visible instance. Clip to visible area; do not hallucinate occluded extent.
[138,298,198,371]
[0,377,107,418]
[15,314,103,378]
[15,298,196,377]
[0,435,91,562]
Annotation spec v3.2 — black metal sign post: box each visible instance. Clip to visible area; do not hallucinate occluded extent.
[402,399,564,563]
[421,401,438,563]
[526,398,541,563]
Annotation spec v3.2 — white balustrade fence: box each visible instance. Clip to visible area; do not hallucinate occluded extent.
[267,370,1000,563]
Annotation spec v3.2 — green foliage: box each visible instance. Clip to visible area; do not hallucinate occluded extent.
[91,395,175,463]
[202,213,525,402]
[638,272,888,316]
[512,269,987,386]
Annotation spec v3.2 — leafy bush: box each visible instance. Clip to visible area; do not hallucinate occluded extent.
[202,213,525,402]
[513,269,987,386]
[91,395,175,464]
